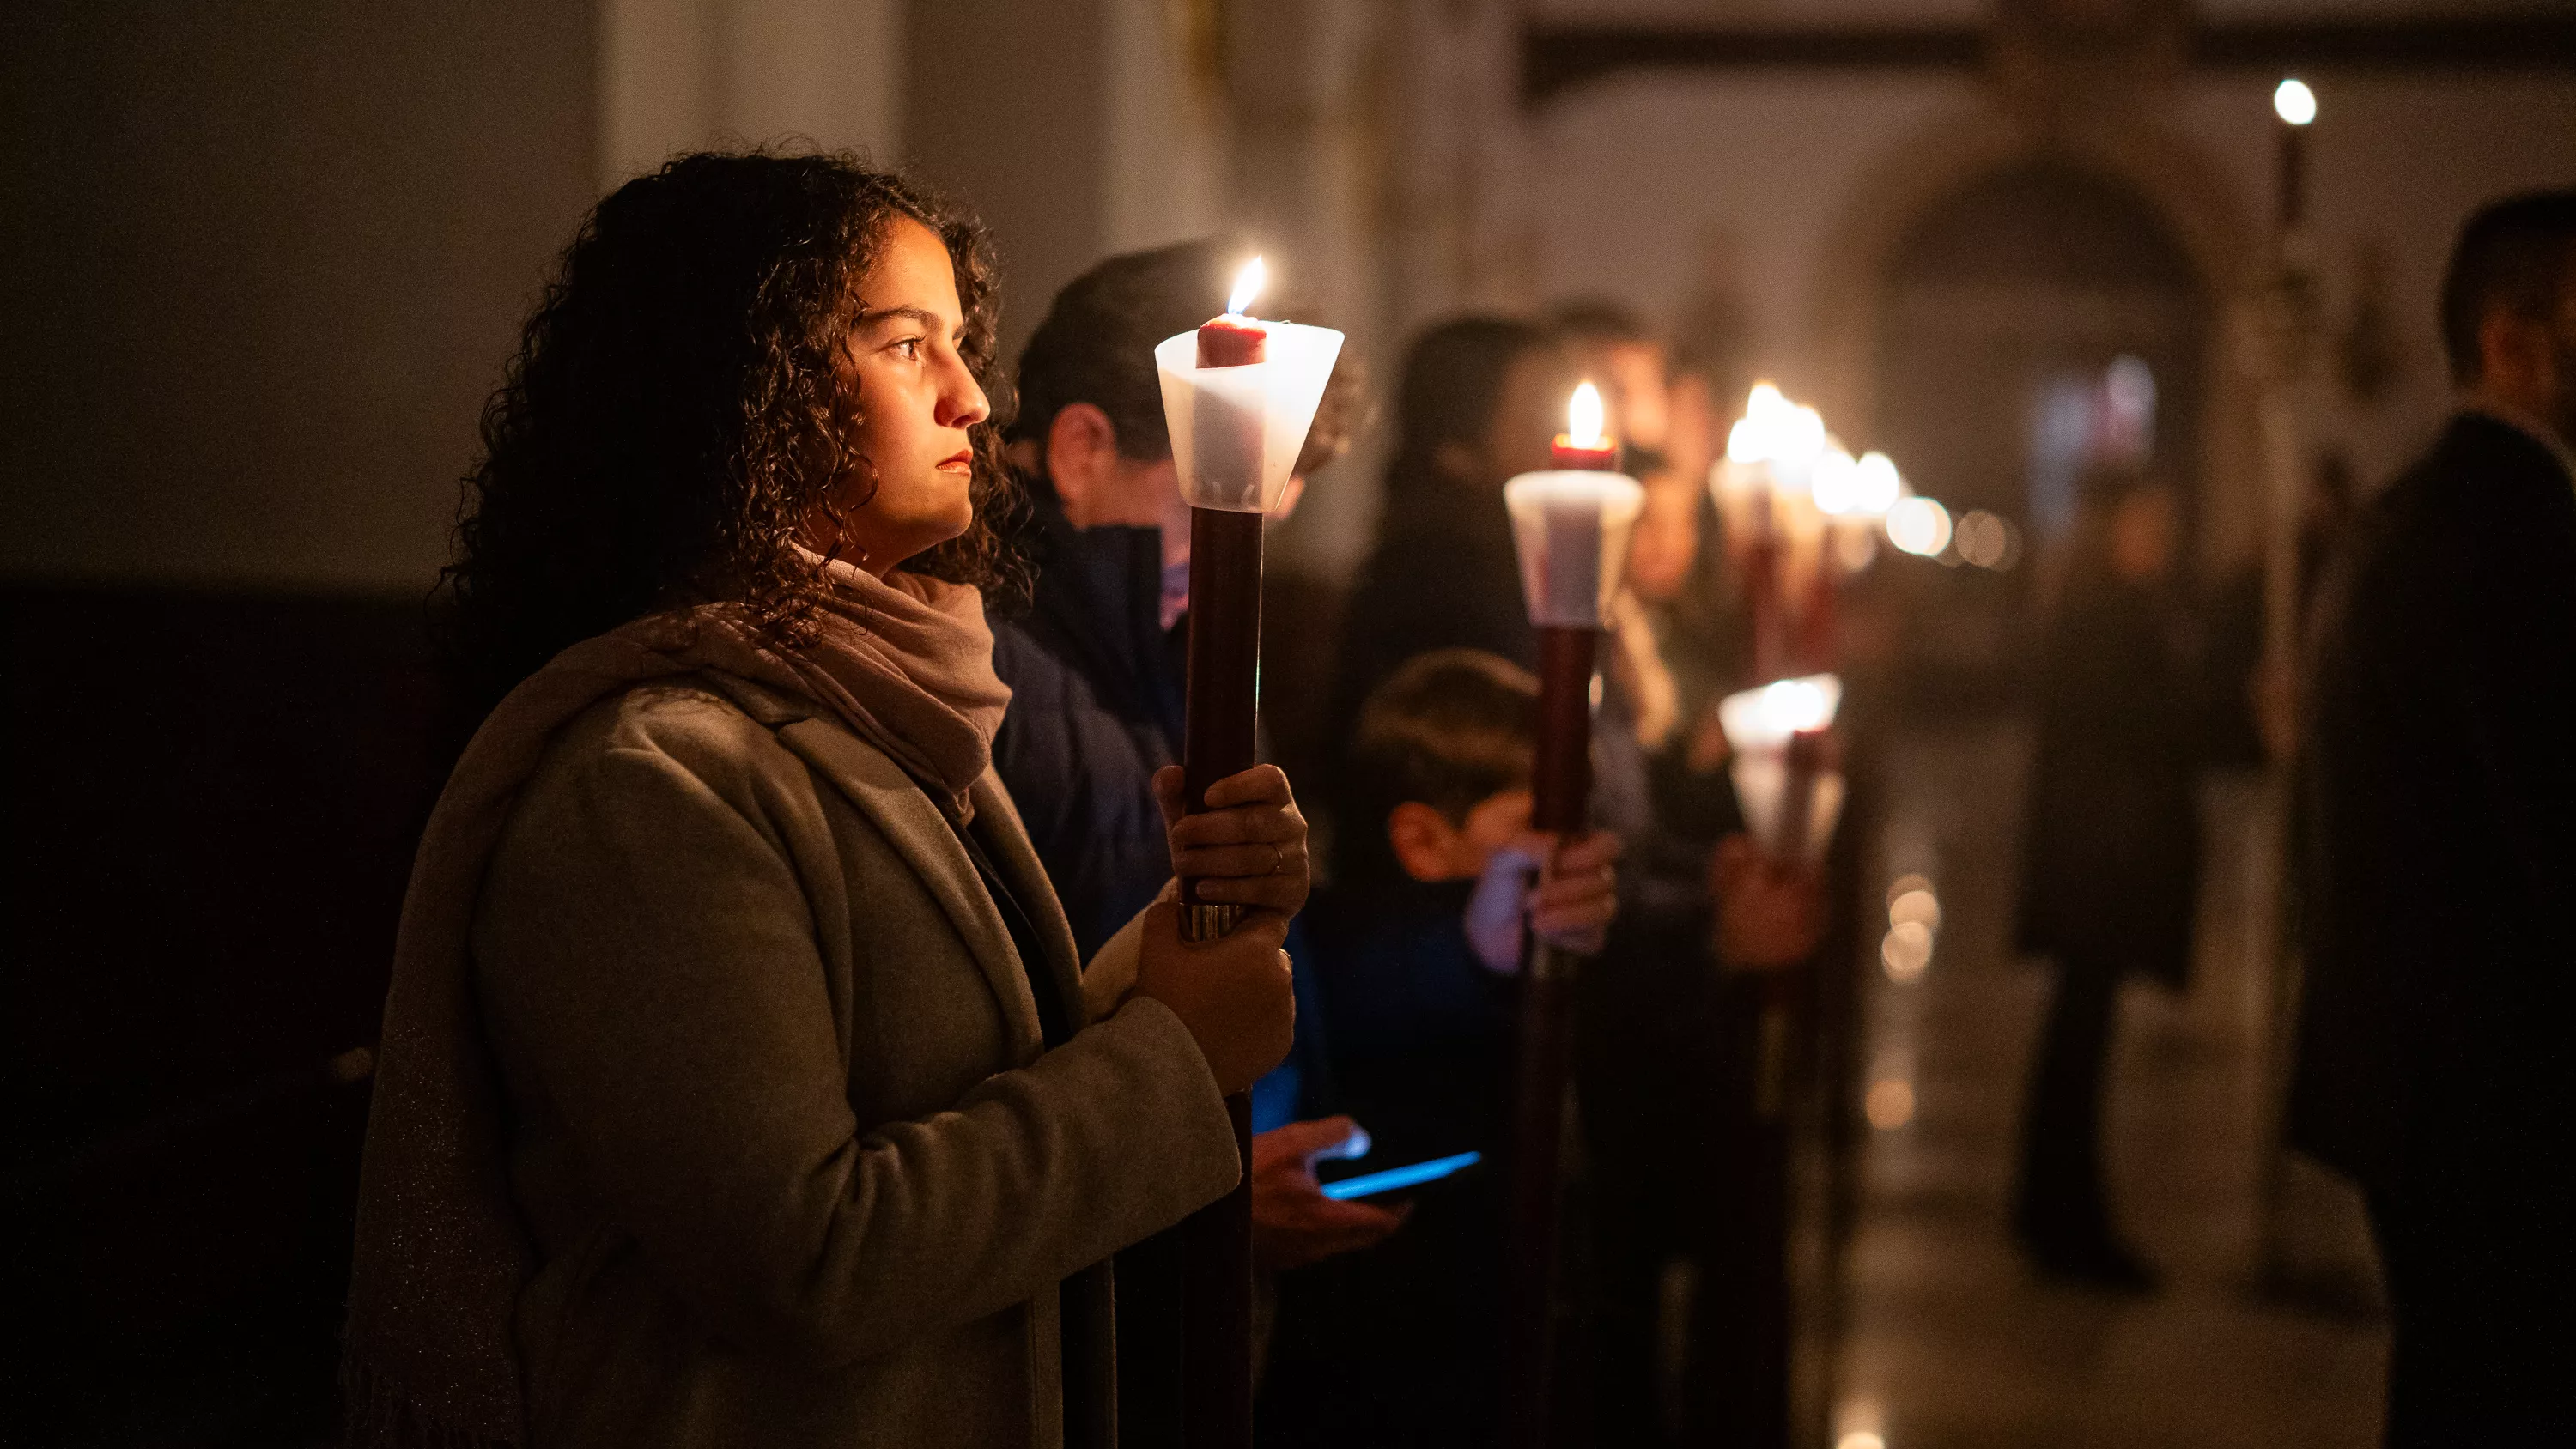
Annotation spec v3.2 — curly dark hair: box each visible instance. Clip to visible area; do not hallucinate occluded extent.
[440,150,1024,713]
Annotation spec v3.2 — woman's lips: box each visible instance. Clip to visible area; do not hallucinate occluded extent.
[937,449,974,473]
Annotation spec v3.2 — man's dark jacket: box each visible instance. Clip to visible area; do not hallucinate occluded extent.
[992,500,1185,961]
[2293,413,2576,1209]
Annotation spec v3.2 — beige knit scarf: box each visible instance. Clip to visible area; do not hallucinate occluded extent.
[342,557,1011,1447]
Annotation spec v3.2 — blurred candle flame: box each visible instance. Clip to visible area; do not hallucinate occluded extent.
[1759,675,1837,734]
[1728,383,1791,463]
[1853,452,1903,514]
[1811,446,1862,514]
[1227,256,1267,317]
[1566,381,1607,450]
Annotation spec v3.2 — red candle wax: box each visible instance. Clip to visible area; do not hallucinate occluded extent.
[1197,314,1267,367]
[1551,435,1618,471]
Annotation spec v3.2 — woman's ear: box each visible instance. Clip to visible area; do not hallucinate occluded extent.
[1388,801,1471,882]
[1045,402,1121,525]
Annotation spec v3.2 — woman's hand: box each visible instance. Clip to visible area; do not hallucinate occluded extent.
[1132,902,1296,1095]
[1251,1117,1408,1270]
[1154,764,1311,919]
[1711,834,1824,970]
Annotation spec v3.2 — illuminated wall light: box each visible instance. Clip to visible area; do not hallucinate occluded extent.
[1865,1079,1916,1130]
[1886,872,1933,904]
[1838,1435,1886,1449]
[2275,76,2317,126]
[1886,496,1952,556]
[1880,922,1933,982]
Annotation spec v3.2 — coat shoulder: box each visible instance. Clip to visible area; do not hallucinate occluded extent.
[526,678,830,829]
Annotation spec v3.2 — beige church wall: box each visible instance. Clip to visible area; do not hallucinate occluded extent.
[1,1,599,594]
[1522,61,2576,574]
[1522,70,1982,426]
[2169,70,2576,494]
[599,0,905,191]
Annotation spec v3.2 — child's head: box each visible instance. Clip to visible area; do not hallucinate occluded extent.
[1346,649,1540,884]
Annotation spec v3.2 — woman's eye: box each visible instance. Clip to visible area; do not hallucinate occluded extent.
[891,337,923,360]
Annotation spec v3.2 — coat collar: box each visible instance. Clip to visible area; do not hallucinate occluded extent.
[704,672,1092,1056]
[1024,492,1186,746]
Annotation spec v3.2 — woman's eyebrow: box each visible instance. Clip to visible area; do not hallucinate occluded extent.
[854,304,946,330]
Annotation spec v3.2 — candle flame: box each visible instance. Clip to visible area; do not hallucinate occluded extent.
[1811,447,1862,515]
[2273,77,2316,126]
[1566,382,1607,450]
[1759,676,1837,734]
[1718,672,1844,752]
[1853,452,1902,513]
[1784,405,1827,468]
[1228,256,1267,317]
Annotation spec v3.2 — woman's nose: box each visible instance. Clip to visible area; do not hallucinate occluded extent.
[939,355,990,430]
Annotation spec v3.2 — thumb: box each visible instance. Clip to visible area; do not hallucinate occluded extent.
[1152,766,1188,829]
[1269,1116,1370,1165]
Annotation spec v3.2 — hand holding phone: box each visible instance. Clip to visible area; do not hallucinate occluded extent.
[1250,1117,1408,1271]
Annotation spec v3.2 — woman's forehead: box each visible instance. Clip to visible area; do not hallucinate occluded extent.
[857,216,961,320]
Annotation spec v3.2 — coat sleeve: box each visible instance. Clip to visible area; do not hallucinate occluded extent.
[471,706,1241,1372]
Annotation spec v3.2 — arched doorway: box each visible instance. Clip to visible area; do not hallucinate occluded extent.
[1870,158,2211,688]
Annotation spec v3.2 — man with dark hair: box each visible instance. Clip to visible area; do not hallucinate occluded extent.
[2295,187,2576,1442]
[987,239,1380,1449]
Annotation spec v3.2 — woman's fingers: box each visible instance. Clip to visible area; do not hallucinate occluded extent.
[1170,838,1304,879]
[1199,764,1295,810]
[1168,804,1304,850]
[1189,874,1308,912]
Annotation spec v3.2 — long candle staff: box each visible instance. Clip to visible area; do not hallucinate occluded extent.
[1499,385,1643,1448]
[1153,258,1342,1449]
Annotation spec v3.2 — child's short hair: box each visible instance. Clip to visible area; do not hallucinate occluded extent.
[1351,649,1540,823]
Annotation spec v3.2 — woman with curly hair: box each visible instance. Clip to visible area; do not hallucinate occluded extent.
[343,152,1307,1449]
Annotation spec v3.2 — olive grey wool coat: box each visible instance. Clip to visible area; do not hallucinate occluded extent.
[468,673,1241,1449]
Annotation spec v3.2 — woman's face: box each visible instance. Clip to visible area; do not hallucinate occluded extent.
[819,216,992,573]
[1485,347,1574,486]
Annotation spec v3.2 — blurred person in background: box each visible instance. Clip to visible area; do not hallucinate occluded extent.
[988,239,1388,1447]
[2294,188,2576,1444]
[2013,465,2203,1290]
[1544,303,1821,1446]
[1325,317,1571,737]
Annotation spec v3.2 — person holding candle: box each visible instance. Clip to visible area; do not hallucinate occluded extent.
[1263,648,1623,1449]
[343,153,1310,1449]
[986,239,1391,1446]
[2294,189,2576,1443]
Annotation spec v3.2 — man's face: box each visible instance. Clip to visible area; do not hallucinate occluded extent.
[2543,268,2576,444]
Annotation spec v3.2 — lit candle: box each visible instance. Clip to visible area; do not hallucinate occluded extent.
[1197,255,1268,367]
[1716,673,1847,864]
[1551,381,1619,472]
[1498,406,1643,1440]
[1152,259,1346,1449]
